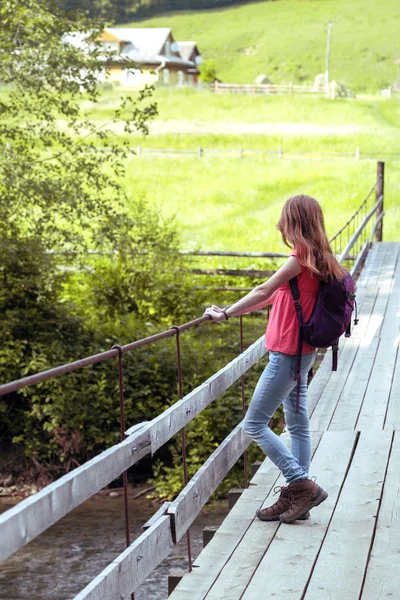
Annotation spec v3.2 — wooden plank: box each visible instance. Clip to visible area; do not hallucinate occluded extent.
[309,338,360,431]
[360,243,399,343]
[360,431,400,599]
[303,430,393,600]
[354,242,385,301]
[240,431,358,600]
[308,245,391,430]
[378,242,400,339]
[308,346,344,416]
[384,341,400,430]
[356,331,399,430]
[142,502,171,530]
[168,423,251,543]
[350,286,380,340]
[380,244,400,429]
[353,245,399,429]
[168,468,282,599]
[73,515,174,600]
[328,338,380,431]
[0,424,151,563]
[149,336,266,453]
[307,243,381,418]
[169,433,322,600]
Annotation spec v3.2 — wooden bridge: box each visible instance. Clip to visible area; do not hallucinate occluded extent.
[1,163,398,599]
[169,240,400,600]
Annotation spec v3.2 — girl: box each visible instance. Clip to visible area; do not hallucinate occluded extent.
[204,195,347,524]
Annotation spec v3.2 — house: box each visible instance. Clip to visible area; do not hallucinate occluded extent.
[177,42,204,85]
[97,28,203,87]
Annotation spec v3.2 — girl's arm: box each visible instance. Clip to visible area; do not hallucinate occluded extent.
[239,290,277,314]
[204,256,301,322]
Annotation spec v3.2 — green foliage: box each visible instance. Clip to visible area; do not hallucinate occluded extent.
[58,0,257,23]
[0,0,157,255]
[0,0,198,480]
[199,59,218,83]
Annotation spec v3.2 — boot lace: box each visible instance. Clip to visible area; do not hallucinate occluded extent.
[272,485,295,507]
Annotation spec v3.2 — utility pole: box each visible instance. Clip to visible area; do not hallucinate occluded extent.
[325,21,333,96]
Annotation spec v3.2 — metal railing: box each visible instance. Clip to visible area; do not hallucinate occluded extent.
[0,162,386,599]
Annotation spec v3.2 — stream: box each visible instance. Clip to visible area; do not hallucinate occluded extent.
[0,492,229,600]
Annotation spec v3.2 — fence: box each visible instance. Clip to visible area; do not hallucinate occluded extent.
[211,82,318,95]
[134,145,400,161]
[0,163,386,599]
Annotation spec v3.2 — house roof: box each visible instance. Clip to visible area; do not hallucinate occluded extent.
[105,28,172,58]
[99,30,121,43]
[177,42,198,62]
[112,54,195,69]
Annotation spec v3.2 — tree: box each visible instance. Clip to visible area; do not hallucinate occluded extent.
[0,0,194,476]
[0,0,158,256]
[199,59,218,83]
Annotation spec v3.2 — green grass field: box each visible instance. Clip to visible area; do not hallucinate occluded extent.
[87,88,400,128]
[125,0,400,91]
[89,91,398,253]
[123,155,400,252]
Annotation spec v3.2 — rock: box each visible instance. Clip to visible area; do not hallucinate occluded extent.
[312,73,326,92]
[329,81,356,98]
[109,491,120,498]
[391,80,400,93]
[3,474,14,487]
[254,74,273,85]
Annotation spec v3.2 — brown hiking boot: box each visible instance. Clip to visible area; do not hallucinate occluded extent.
[256,485,310,522]
[279,478,328,524]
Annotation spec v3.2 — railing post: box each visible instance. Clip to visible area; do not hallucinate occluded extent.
[239,315,248,489]
[170,325,193,573]
[375,161,385,242]
[112,344,134,600]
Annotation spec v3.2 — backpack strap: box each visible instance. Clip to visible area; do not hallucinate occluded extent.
[289,277,304,414]
[332,340,339,371]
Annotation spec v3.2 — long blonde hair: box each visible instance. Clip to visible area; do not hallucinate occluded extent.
[277,194,347,281]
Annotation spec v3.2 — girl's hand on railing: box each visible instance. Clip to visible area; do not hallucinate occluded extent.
[203,305,227,323]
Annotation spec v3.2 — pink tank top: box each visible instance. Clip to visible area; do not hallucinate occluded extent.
[265,250,319,355]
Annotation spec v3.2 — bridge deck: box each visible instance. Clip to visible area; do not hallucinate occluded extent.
[170,242,400,600]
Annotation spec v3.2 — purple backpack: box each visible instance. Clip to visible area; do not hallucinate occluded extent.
[289,273,357,412]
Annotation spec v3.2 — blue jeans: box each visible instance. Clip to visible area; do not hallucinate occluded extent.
[243,350,317,484]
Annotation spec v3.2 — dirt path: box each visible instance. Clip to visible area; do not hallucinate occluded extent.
[59,119,371,137]
[148,119,367,136]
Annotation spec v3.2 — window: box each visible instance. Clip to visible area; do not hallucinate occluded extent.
[163,69,170,84]
[178,71,184,86]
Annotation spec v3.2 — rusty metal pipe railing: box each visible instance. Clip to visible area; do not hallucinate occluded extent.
[0,317,211,398]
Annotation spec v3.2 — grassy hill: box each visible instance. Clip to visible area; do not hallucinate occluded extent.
[126,0,400,91]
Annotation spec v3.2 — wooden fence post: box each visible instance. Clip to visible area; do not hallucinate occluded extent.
[168,571,186,595]
[203,525,219,548]
[375,161,385,242]
[198,146,203,158]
